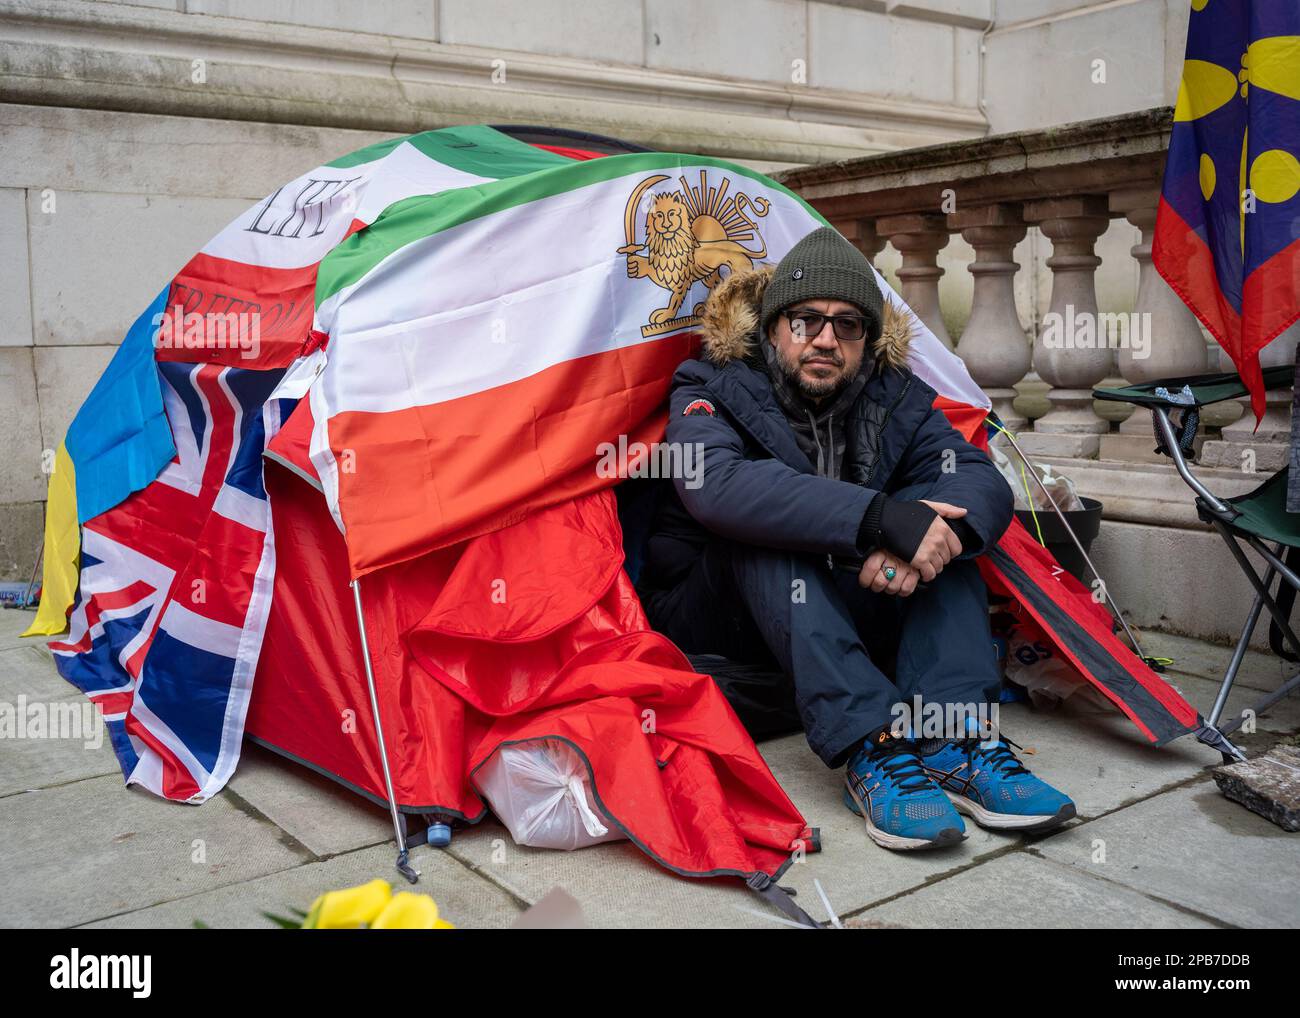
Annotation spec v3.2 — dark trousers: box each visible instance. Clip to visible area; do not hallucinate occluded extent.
[641,542,1001,768]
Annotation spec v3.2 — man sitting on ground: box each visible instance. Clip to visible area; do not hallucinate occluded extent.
[636,227,1075,851]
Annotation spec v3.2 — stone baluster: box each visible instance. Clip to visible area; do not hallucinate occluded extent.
[1017,196,1113,458]
[832,217,886,266]
[948,203,1030,432]
[1100,187,1209,462]
[876,213,953,349]
[1199,321,1300,473]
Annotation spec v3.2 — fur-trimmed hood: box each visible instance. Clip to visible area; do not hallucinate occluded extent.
[698,265,915,371]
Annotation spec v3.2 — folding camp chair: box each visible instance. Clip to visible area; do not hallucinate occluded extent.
[1094,364,1300,762]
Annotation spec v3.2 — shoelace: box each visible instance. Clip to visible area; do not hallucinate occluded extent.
[962,735,1031,779]
[865,742,933,795]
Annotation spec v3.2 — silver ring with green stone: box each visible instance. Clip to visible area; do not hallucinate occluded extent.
[883,566,897,581]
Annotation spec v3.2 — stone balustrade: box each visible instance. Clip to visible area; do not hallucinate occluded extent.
[777,107,1300,647]
[775,107,1297,471]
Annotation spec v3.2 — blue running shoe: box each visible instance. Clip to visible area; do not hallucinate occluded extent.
[844,734,966,850]
[920,734,1076,833]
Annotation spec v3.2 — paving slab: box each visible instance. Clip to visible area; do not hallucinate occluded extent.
[1141,630,1293,694]
[82,842,523,930]
[0,708,120,798]
[854,851,1215,929]
[6,591,1296,928]
[0,643,78,704]
[0,608,46,651]
[436,712,1225,929]
[1161,671,1300,736]
[1036,777,1300,928]
[756,733,1013,919]
[227,742,392,858]
[445,821,784,929]
[994,699,1216,817]
[1,638,119,797]
[447,734,1020,929]
[0,774,309,928]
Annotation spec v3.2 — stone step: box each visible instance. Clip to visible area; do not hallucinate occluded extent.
[1034,454,1264,529]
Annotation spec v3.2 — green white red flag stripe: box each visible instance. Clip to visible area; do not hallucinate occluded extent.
[274,152,990,577]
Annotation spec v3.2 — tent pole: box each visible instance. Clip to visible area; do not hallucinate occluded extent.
[992,423,1148,662]
[21,540,42,609]
[351,576,419,884]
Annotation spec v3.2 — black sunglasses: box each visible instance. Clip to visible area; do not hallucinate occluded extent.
[781,308,871,343]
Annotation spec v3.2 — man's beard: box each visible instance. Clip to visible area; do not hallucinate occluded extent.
[776,345,861,401]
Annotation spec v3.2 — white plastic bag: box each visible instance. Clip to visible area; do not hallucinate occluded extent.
[990,442,1084,513]
[1005,630,1116,712]
[476,739,626,851]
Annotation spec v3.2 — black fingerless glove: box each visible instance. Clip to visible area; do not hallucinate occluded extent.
[856,494,939,562]
[858,495,981,561]
[945,517,978,554]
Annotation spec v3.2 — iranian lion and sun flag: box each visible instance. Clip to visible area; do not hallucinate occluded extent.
[26,119,1203,883]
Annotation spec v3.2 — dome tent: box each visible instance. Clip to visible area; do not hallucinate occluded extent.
[30,125,1202,926]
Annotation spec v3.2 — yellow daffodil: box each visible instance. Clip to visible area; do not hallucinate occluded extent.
[298,879,454,929]
[301,878,392,929]
[370,891,454,930]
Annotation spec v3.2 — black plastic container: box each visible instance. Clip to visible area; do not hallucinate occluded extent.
[1013,496,1104,584]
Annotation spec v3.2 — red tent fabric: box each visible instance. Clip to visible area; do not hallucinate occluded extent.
[245,461,816,882]
[979,518,1200,745]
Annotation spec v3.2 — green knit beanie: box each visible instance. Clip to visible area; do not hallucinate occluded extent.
[759,226,884,344]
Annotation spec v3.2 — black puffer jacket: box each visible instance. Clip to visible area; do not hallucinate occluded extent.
[639,266,1014,590]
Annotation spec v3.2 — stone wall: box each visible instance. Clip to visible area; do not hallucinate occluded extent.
[985,0,1190,134]
[0,103,394,580]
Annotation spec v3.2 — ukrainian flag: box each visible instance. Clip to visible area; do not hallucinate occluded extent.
[25,287,177,635]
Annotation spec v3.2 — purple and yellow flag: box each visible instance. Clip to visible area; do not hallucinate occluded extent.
[1153,0,1300,421]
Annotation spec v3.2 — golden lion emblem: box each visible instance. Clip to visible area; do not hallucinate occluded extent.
[619,171,770,336]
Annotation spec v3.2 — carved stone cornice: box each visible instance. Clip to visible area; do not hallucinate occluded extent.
[0,0,988,166]
[775,107,1173,218]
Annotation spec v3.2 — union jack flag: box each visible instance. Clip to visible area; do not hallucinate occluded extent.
[51,361,292,802]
